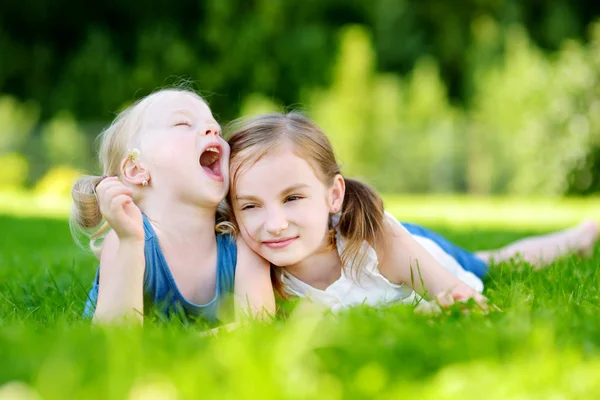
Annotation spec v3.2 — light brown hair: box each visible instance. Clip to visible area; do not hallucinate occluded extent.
[226,112,385,296]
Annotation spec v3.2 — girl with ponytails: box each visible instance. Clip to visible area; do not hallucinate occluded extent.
[225,112,598,311]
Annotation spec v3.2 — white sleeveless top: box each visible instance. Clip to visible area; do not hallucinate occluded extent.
[280,212,484,312]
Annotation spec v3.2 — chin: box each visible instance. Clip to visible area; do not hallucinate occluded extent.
[261,250,305,268]
[191,191,226,208]
[205,182,229,200]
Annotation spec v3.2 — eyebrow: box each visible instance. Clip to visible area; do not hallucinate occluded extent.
[171,110,221,128]
[236,184,310,201]
[169,110,192,120]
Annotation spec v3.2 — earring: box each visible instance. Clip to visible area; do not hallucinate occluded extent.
[142,179,148,186]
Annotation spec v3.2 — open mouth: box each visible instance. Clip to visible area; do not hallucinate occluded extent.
[199,145,223,181]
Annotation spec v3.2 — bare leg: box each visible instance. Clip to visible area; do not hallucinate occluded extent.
[475,220,599,269]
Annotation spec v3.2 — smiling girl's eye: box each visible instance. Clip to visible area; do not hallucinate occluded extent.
[240,204,257,211]
[285,195,303,202]
[174,120,191,127]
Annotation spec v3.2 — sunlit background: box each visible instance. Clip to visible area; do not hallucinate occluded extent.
[3,3,600,398]
[2,0,600,215]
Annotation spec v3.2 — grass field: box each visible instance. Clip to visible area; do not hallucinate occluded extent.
[1,194,599,399]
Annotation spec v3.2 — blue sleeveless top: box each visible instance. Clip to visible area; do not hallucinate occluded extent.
[83,214,237,325]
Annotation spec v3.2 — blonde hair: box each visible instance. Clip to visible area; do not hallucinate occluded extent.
[70,88,207,254]
[226,112,385,296]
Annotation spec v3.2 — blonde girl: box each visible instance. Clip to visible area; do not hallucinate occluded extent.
[71,89,274,325]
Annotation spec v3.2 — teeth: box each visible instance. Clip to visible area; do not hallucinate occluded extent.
[200,146,221,167]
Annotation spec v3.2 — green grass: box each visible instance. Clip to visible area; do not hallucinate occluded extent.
[1,195,600,399]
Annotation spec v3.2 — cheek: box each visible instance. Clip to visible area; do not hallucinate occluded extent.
[219,138,231,157]
[236,214,265,254]
[240,229,259,253]
[150,134,195,160]
[219,139,230,168]
[292,200,330,233]
[235,210,262,239]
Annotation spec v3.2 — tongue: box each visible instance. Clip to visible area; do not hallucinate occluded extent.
[200,151,219,167]
[203,161,221,178]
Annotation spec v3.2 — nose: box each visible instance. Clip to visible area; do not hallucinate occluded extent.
[265,207,288,236]
[204,124,220,137]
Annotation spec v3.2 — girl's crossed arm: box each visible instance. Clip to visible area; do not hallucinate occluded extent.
[200,238,275,336]
[233,237,276,321]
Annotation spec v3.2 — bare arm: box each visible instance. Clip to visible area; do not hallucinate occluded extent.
[376,214,486,305]
[233,237,276,321]
[93,231,146,324]
[92,177,147,324]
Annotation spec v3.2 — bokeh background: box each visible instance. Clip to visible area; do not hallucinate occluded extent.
[3,4,600,398]
[2,0,600,200]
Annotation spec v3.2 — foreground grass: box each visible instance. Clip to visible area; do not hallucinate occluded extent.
[1,197,600,399]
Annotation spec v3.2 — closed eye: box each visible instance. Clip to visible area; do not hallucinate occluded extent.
[174,120,191,127]
[285,195,304,203]
[240,204,257,211]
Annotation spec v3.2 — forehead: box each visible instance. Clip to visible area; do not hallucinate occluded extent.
[236,147,322,194]
[144,92,212,121]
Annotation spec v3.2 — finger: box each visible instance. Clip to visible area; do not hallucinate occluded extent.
[95,176,120,191]
[474,294,489,311]
[415,300,442,315]
[435,292,455,308]
[475,299,490,314]
[107,195,136,222]
[96,184,132,206]
[451,292,467,301]
[96,178,126,192]
[457,292,488,312]
[110,194,134,210]
[490,304,503,312]
[100,185,134,203]
[98,186,133,215]
[123,198,141,213]
[105,183,133,197]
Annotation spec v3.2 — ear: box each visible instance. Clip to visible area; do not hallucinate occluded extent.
[328,174,345,214]
[120,156,150,186]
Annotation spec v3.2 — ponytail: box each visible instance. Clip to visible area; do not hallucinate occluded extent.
[69,175,110,256]
[336,177,385,276]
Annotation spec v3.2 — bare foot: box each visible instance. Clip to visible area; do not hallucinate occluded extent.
[476,220,599,269]
[575,220,599,258]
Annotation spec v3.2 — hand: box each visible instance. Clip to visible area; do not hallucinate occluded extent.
[96,176,144,242]
[435,284,500,313]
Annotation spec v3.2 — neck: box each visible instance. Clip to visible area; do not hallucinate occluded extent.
[139,192,218,246]
[285,241,343,290]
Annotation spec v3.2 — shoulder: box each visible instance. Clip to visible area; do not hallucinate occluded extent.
[372,211,415,281]
[376,211,413,250]
[382,211,410,234]
[334,211,408,254]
